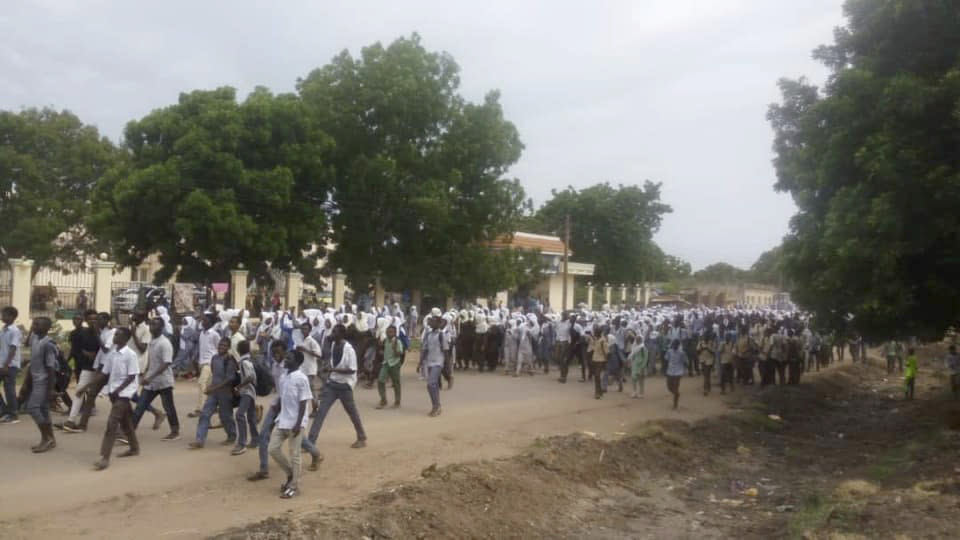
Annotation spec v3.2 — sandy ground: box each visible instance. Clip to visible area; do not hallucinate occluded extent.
[0,365,726,539]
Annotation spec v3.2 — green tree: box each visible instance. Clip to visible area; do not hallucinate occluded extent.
[0,108,118,272]
[89,87,334,284]
[693,262,749,284]
[768,0,960,340]
[297,34,531,296]
[749,245,787,287]
[534,182,672,285]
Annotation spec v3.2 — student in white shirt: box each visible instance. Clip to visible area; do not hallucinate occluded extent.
[306,324,367,449]
[190,313,220,417]
[0,306,23,424]
[269,349,312,499]
[295,322,323,415]
[93,327,142,470]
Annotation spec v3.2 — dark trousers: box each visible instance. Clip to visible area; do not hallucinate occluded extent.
[774,360,787,385]
[556,342,570,380]
[78,377,108,430]
[593,362,606,397]
[720,363,735,393]
[133,387,180,432]
[759,359,776,387]
[441,350,453,384]
[905,377,915,399]
[787,361,803,384]
[100,397,138,460]
[702,365,713,394]
[308,381,366,443]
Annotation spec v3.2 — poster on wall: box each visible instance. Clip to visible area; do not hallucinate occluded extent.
[173,283,194,314]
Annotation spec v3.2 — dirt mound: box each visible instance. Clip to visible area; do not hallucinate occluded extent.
[215,355,960,539]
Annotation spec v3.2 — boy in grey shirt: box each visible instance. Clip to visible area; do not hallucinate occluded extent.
[25,317,59,453]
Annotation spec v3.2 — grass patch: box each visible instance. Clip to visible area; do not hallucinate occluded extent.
[788,493,864,539]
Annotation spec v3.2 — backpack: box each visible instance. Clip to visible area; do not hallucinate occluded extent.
[52,344,71,393]
[253,358,275,396]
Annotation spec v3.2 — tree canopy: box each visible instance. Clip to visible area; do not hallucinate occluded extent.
[530,182,672,286]
[89,87,334,284]
[0,108,118,272]
[768,0,960,339]
[296,34,533,296]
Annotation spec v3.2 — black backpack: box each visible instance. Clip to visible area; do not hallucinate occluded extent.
[253,358,275,396]
[52,344,71,393]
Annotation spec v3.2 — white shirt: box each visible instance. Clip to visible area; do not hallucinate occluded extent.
[198,328,220,366]
[329,340,358,388]
[276,369,312,430]
[299,335,321,376]
[94,327,116,370]
[134,322,151,372]
[103,345,140,399]
[0,323,23,368]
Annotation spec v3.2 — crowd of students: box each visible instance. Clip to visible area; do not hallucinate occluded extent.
[2,300,957,499]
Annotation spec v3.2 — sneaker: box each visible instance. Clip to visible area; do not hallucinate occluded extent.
[187,441,204,450]
[280,486,298,499]
[231,446,246,456]
[376,401,388,410]
[161,432,181,442]
[187,410,201,418]
[220,438,236,446]
[0,415,19,425]
[246,441,259,449]
[117,437,129,446]
[117,449,139,458]
[93,459,109,471]
[62,421,84,433]
[351,439,367,449]
[247,471,269,482]
[308,454,324,471]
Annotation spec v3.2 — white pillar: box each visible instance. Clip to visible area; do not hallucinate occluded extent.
[332,272,346,309]
[604,283,611,306]
[93,259,115,313]
[634,284,642,304]
[374,275,386,308]
[285,272,303,313]
[619,283,627,305]
[9,258,33,324]
[586,283,594,310]
[230,269,248,311]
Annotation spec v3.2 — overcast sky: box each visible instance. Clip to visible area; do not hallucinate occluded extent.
[1,0,844,270]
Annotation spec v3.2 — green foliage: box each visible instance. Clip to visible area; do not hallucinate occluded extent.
[693,262,750,284]
[768,0,960,340]
[533,182,672,285]
[0,108,118,271]
[89,87,334,285]
[297,34,530,296]
[749,245,788,288]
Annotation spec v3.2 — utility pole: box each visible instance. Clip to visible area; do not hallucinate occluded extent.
[562,214,570,311]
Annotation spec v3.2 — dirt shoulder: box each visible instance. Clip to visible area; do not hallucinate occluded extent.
[217,350,960,539]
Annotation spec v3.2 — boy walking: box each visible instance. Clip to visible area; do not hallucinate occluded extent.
[376,325,404,408]
[0,306,23,424]
[233,340,259,455]
[188,337,238,449]
[132,318,180,441]
[269,350,312,499]
[93,327,141,470]
[24,317,59,452]
[904,347,918,400]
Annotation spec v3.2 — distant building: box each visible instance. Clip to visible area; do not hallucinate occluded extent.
[488,232,594,311]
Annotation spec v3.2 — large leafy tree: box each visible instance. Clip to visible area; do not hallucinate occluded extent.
[297,34,532,296]
[533,182,672,285]
[768,0,960,340]
[749,245,787,288]
[89,87,333,284]
[0,108,118,272]
[693,262,750,284]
